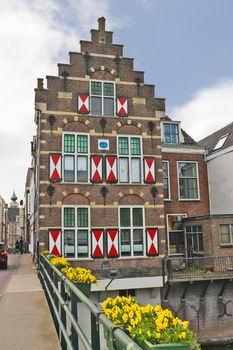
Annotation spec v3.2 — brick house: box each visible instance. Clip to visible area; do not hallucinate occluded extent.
[32,17,168,303]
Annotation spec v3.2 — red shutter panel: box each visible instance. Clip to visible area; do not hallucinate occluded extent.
[78,95,90,113]
[49,153,62,182]
[91,156,103,182]
[116,97,128,116]
[144,157,156,183]
[106,156,118,183]
[91,229,104,258]
[146,228,158,256]
[107,229,119,257]
[49,229,62,256]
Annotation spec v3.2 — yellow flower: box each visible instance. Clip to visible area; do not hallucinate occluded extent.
[182,321,189,329]
[179,332,187,339]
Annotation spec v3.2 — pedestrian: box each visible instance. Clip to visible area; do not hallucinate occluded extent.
[19,236,24,255]
[15,239,20,254]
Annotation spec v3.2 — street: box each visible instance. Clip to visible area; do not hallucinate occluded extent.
[0,253,20,302]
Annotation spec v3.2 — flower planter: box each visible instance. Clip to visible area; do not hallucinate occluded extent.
[138,340,189,350]
[74,282,91,302]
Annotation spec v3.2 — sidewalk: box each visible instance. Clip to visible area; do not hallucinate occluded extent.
[0,254,61,350]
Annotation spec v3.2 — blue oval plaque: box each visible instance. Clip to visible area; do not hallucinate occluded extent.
[100,141,108,148]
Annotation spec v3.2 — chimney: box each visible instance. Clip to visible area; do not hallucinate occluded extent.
[37,78,44,90]
[98,17,106,43]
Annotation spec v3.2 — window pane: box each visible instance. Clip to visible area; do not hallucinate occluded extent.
[91,97,101,115]
[120,208,130,227]
[77,156,88,182]
[91,81,102,95]
[64,155,75,182]
[119,158,129,183]
[179,178,198,199]
[104,98,114,115]
[64,230,75,258]
[179,163,197,177]
[118,137,129,155]
[133,229,143,256]
[77,208,88,227]
[64,208,75,227]
[198,233,204,251]
[77,135,88,153]
[77,230,88,257]
[220,224,231,244]
[163,178,169,199]
[131,138,141,155]
[162,162,168,177]
[131,158,141,183]
[64,134,75,153]
[103,82,114,97]
[133,208,143,226]
[121,229,131,256]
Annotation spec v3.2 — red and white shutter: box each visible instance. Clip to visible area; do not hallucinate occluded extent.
[91,156,103,182]
[91,229,104,258]
[78,95,90,114]
[146,228,158,256]
[116,97,128,116]
[49,229,62,256]
[49,153,62,182]
[106,156,118,183]
[144,157,156,183]
[107,229,119,257]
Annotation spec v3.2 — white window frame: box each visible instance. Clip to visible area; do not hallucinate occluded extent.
[117,135,143,184]
[162,122,180,144]
[118,205,145,257]
[90,80,116,116]
[62,205,91,259]
[62,132,90,184]
[166,213,187,256]
[162,160,171,200]
[213,134,228,151]
[177,161,200,201]
[219,223,233,246]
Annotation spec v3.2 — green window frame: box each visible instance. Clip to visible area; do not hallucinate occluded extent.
[63,206,90,259]
[90,80,115,116]
[118,136,142,183]
[119,206,144,257]
[63,133,89,183]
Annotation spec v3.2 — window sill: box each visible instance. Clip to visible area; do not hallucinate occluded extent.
[178,199,200,202]
[220,244,233,248]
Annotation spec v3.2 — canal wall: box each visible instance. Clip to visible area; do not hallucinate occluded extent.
[162,280,233,345]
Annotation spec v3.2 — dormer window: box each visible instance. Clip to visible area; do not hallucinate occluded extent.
[213,134,228,151]
[90,80,115,116]
[163,123,179,144]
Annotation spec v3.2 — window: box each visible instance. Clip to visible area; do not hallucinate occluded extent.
[185,225,203,254]
[178,162,199,200]
[220,224,233,245]
[63,133,89,183]
[118,136,142,183]
[90,80,115,116]
[119,289,136,297]
[63,206,90,258]
[213,134,228,151]
[119,206,144,257]
[163,123,179,144]
[162,161,170,199]
[167,214,186,254]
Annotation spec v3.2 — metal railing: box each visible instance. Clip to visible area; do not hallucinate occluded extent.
[38,254,142,350]
[166,255,233,282]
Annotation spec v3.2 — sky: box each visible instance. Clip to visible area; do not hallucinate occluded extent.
[1,0,233,203]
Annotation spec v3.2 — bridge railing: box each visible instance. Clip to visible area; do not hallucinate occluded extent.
[38,254,142,350]
[166,255,233,282]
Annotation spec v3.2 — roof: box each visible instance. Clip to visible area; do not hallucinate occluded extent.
[198,122,233,154]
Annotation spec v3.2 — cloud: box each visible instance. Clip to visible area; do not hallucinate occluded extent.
[170,79,233,141]
[0,0,125,202]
